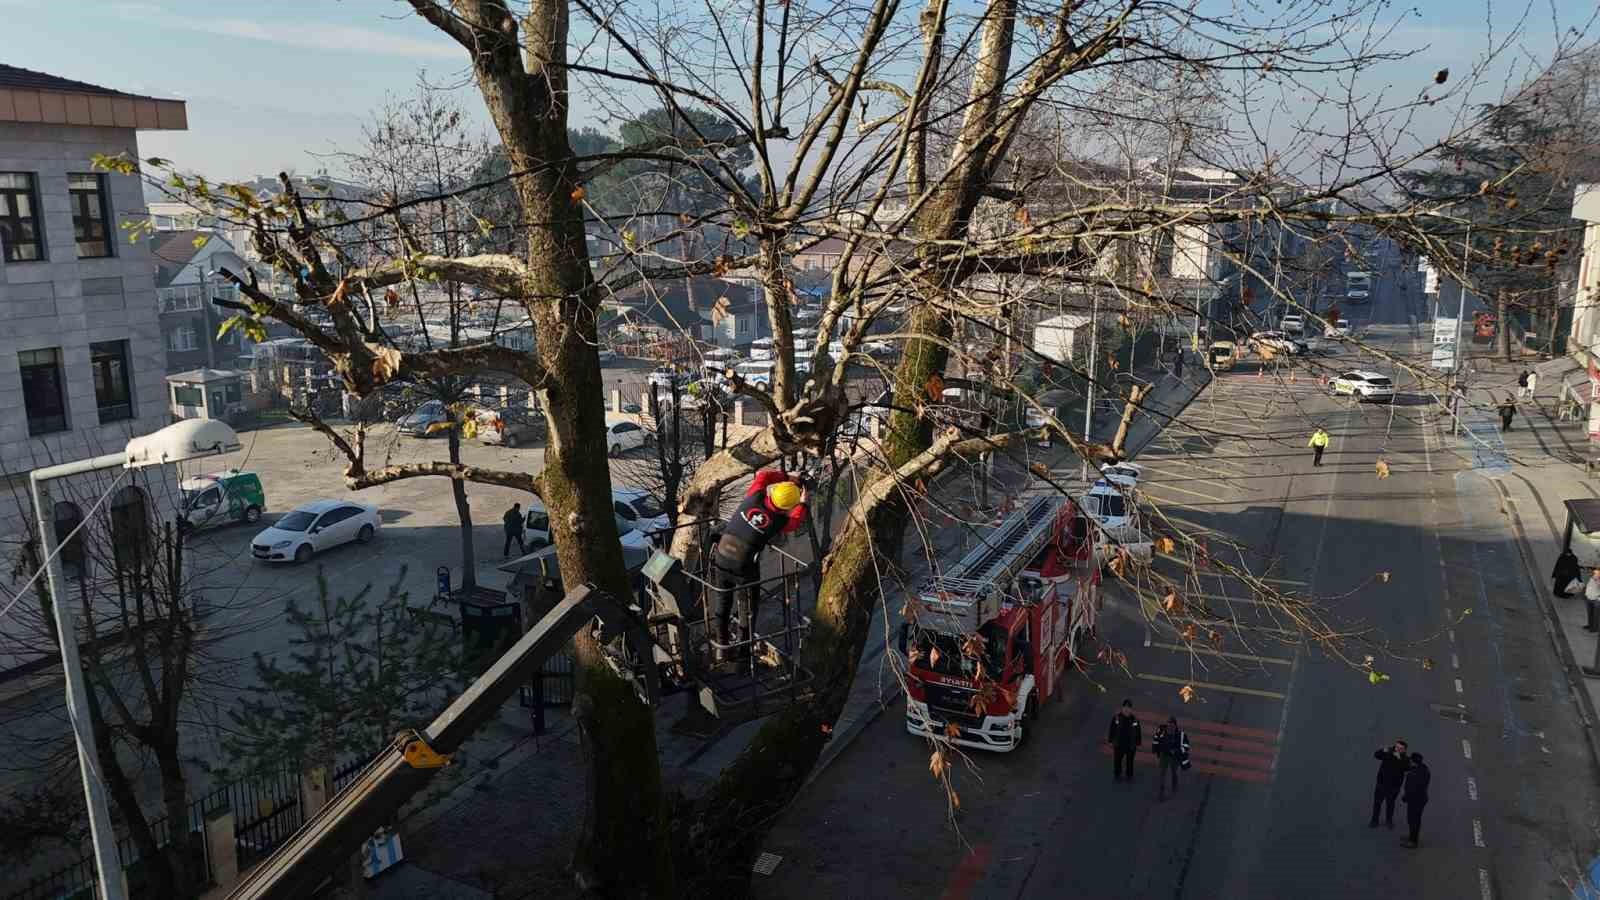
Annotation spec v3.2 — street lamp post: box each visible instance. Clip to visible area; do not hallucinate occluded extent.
[29,419,242,900]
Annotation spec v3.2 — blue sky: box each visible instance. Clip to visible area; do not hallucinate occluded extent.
[1,0,1589,182]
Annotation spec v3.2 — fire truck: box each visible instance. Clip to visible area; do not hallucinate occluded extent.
[902,495,1101,752]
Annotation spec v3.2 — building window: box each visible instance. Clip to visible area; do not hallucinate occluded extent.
[19,348,68,435]
[172,384,203,407]
[736,316,751,336]
[169,324,198,352]
[159,285,204,313]
[69,173,112,259]
[0,173,43,262]
[90,340,134,423]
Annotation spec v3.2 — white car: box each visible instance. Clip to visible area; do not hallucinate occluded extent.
[862,340,895,356]
[1330,370,1395,403]
[605,419,650,455]
[734,360,775,387]
[1280,314,1305,335]
[251,500,380,564]
[612,487,669,544]
[647,367,685,389]
[748,338,775,361]
[1325,319,1352,339]
[1098,462,1142,488]
[1249,331,1304,356]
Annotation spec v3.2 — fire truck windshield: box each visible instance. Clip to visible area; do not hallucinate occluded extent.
[914,622,1008,679]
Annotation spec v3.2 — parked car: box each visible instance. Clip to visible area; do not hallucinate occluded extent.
[397,399,450,437]
[1249,331,1304,357]
[647,367,686,389]
[180,469,265,530]
[612,487,669,543]
[251,500,380,563]
[1207,341,1237,371]
[1325,318,1352,339]
[596,348,618,364]
[862,340,895,356]
[1330,370,1395,403]
[605,419,650,455]
[748,338,775,361]
[734,360,775,387]
[1024,389,1073,447]
[475,409,544,447]
[1280,314,1305,335]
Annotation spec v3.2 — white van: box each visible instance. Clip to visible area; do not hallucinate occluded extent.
[748,338,775,361]
[735,360,775,387]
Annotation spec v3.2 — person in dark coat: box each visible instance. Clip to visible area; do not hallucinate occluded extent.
[1499,397,1516,432]
[1401,753,1431,847]
[1154,716,1189,801]
[1173,347,1185,379]
[1369,740,1410,828]
[1108,699,1142,782]
[711,469,807,658]
[1553,548,1582,598]
[502,503,526,557]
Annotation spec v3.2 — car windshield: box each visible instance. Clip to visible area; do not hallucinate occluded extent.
[914,621,1007,678]
[1368,377,1393,387]
[628,495,664,518]
[275,511,318,532]
[181,488,209,508]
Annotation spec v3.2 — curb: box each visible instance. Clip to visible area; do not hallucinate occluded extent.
[1488,478,1600,775]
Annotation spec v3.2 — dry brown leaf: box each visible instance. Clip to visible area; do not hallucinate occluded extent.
[570,185,586,203]
[1163,590,1183,614]
[1421,657,1436,671]
[371,345,402,383]
[1178,684,1197,704]
[1181,623,1198,641]
[1378,571,1391,583]
[944,722,962,740]
[1375,458,1391,479]
[1155,536,1176,554]
[820,722,832,734]
[383,286,399,308]
[929,646,942,669]
[951,790,961,810]
[929,750,949,780]
[926,373,946,401]
[329,279,350,307]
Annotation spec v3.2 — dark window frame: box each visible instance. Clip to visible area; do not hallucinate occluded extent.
[0,172,44,263]
[19,348,68,435]
[90,340,134,423]
[68,173,112,259]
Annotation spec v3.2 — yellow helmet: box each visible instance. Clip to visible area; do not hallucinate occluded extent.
[767,481,802,511]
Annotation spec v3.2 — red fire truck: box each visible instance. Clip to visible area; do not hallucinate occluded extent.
[902,495,1101,751]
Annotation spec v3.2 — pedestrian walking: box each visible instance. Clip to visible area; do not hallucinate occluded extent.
[1400,753,1431,848]
[1154,716,1190,801]
[1553,548,1582,598]
[1526,370,1539,401]
[502,502,526,557]
[1517,368,1531,400]
[1308,426,1330,467]
[1369,739,1410,829]
[1108,699,1142,782]
[1584,569,1600,632]
[1173,347,1185,379]
[1499,397,1516,432]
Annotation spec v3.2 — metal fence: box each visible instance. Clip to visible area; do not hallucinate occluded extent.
[3,749,380,900]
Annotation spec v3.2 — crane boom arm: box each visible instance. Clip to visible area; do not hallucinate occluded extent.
[227,584,627,900]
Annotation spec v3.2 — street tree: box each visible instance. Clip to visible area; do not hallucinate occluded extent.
[121,0,1594,894]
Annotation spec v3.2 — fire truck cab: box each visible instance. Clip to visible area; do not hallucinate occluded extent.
[903,496,1100,752]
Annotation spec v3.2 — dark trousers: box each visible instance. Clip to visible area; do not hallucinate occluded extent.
[1406,798,1426,843]
[712,554,761,650]
[503,530,525,556]
[1159,755,1180,794]
[1113,746,1136,780]
[1371,785,1399,825]
[1312,446,1325,467]
[1587,600,1598,630]
[1501,412,1514,431]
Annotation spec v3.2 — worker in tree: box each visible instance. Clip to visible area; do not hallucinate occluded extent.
[712,469,808,659]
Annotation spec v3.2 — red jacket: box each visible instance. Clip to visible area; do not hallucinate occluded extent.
[746,469,807,534]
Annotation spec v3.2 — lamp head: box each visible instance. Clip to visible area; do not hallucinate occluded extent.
[124,419,242,469]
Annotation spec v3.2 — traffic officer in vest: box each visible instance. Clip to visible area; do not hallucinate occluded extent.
[712,469,808,659]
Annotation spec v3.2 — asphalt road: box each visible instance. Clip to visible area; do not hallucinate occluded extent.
[752,326,1600,900]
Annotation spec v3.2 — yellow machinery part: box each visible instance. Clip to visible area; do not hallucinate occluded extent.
[401,735,452,770]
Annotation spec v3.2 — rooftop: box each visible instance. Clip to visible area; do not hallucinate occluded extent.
[0,63,186,130]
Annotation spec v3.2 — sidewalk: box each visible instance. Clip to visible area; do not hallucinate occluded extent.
[369,359,1212,896]
[1443,352,1600,769]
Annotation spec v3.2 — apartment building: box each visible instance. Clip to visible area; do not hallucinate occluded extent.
[0,64,186,564]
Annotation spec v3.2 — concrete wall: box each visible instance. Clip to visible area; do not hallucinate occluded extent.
[1572,185,1600,360]
[0,120,173,553]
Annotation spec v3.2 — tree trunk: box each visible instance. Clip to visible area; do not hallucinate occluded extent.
[447,427,476,589]
[1497,291,1512,360]
[154,742,198,898]
[1111,383,1153,459]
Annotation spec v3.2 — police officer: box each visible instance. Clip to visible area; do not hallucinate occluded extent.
[712,469,807,659]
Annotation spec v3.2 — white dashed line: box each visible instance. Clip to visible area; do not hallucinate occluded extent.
[1467,777,1478,801]
[1452,653,1460,670]
[1473,819,1486,848]
[1462,738,1473,760]
[1479,868,1493,900]
[1455,678,1464,694]
[1448,629,1457,643]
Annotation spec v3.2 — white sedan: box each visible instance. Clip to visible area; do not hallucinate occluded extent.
[1330,370,1395,403]
[605,419,650,455]
[251,500,380,564]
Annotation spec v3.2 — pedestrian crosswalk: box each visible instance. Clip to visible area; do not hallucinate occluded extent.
[1097,710,1281,784]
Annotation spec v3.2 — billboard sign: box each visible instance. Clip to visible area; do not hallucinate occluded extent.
[1431,317,1458,369]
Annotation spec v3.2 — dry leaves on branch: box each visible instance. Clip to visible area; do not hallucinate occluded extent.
[1375,458,1391,479]
[384,286,399,308]
[1178,684,1197,704]
[926,373,946,401]
[570,186,586,203]
[1155,536,1176,554]
[372,345,402,383]
[1421,657,1436,671]
[1163,590,1184,614]
[329,279,350,307]
[929,750,950,780]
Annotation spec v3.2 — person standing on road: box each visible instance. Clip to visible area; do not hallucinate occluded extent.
[1173,346,1185,379]
[1584,569,1600,632]
[1526,370,1539,402]
[502,503,526,557]
[1499,396,1517,432]
[1108,699,1142,782]
[1517,368,1531,400]
[1308,427,1330,467]
[1400,753,1431,848]
[1553,548,1582,598]
[1154,716,1189,801]
[1369,740,1410,829]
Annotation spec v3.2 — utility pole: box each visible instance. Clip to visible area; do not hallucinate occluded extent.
[1452,223,1471,437]
[1082,291,1099,481]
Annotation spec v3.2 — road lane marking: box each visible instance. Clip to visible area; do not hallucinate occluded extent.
[1140,712,1282,742]
[1473,819,1485,848]
[1467,777,1478,800]
[1455,678,1464,694]
[1150,641,1293,665]
[1462,738,1473,760]
[1140,481,1230,503]
[1449,629,1457,643]
[1452,653,1460,670]
[1479,868,1493,900]
[1137,672,1286,699]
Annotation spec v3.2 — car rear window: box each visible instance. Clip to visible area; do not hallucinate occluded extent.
[1368,377,1392,387]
